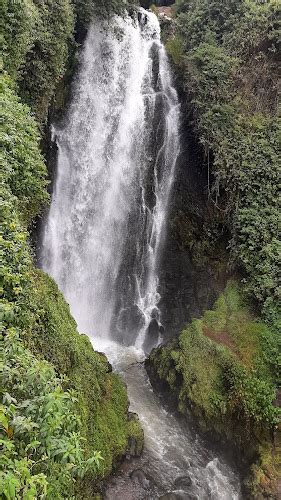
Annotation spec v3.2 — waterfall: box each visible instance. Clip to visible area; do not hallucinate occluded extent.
[40,10,242,497]
[41,9,180,351]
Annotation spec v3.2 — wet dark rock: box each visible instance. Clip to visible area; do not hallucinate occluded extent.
[143,317,161,353]
[130,468,150,488]
[138,11,147,26]
[128,411,138,421]
[126,413,144,458]
[148,317,159,335]
[174,474,192,489]
[127,437,141,457]
[158,120,225,341]
[159,493,185,500]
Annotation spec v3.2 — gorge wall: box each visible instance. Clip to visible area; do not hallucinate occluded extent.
[158,119,227,340]
[146,1,280,498]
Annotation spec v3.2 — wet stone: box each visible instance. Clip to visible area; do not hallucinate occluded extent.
[130,468,150,488]
[159,493,184,500]
[128,411,139,421]
[174,474,192,489]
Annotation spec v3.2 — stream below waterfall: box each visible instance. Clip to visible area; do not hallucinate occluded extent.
[40,8,242,499]
[93,339,241,500]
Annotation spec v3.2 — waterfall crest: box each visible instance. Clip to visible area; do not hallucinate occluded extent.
[41,9,180,350]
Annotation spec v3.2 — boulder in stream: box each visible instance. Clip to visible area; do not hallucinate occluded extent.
[174,474,192,489]
[126,413,144,457]
[159,493,186,500]
[130,468,150,488]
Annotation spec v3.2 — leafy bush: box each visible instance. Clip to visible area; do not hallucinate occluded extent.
[0,330,102,499]
[1,0,129,122]
[0,75,48,222]
[1,0,37,79]
[74,0,128,27]
[1,189,32,312]
[177,320,279,431]
[1,0,74,122]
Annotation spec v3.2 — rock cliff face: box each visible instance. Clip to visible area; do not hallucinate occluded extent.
[158,119,227,341]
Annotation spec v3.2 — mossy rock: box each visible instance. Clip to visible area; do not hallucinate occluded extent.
[146,281,280,497]
[127,413,144,457]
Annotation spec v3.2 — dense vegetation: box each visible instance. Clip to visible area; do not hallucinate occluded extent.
[1,1,142,498]
[1,0,128,122]
[166,0,280,326]
[1,330,102,498]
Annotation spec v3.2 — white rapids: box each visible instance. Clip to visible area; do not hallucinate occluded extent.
[92,338,241,499]
[40,8,242,499]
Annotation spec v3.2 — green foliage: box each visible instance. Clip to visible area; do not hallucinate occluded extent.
[149,281,280,428]
[74,0,128,27]
[92,373,131,476]
[19,270,142,486]
[1,0,74,122]
[205,282,279,384]
[127,416,144,457]
[1,0,37,78]
[221,361,278,427]
[1,188,32,311]
[0,330,102,499]
[0,0,129,122]
[166,35,184,66]
[0,75,49,222]
[19,0,74,122]
[168,0,280,326]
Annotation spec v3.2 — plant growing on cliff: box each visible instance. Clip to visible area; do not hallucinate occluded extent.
[0,330,102,499]
[0,75,49,222]
[168,0,280,327]
[1,0,129,122]
[1,0,75,121]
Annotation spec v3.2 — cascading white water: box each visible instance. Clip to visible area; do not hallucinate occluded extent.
[41,9,179,350]
[41,9,241,498]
